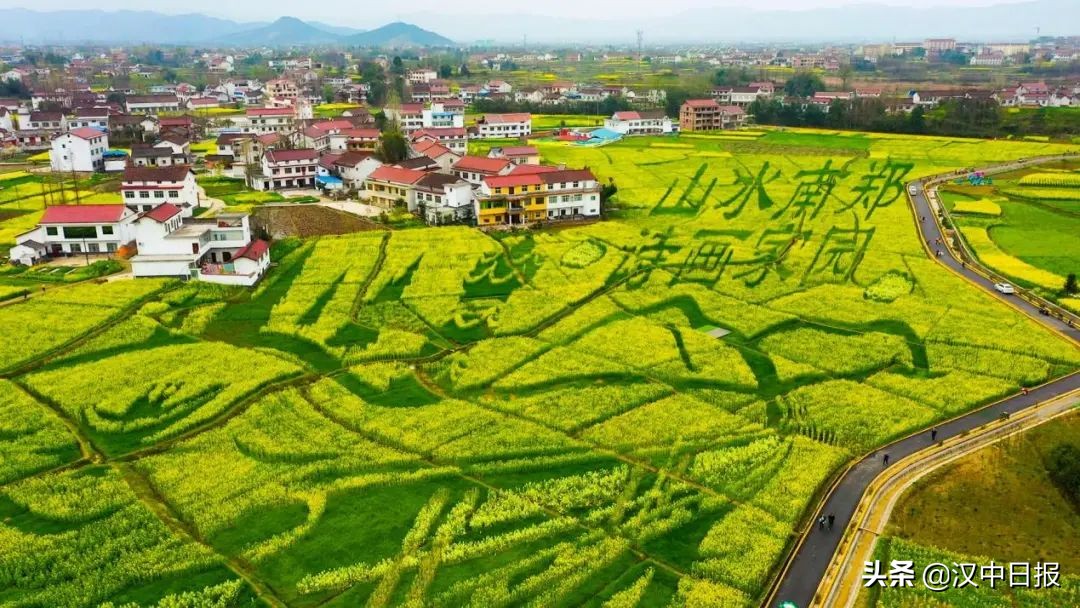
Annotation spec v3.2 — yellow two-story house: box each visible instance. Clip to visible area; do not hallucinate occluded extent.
[475,173,547,226]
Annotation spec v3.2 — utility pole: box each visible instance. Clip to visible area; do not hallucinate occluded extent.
[636,30,644,62]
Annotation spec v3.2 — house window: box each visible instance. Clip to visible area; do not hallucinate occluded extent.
[139,191,150,198]
[63,226,96,239]
[101,225,114,235]
[46,226,58,236]
[154,191,165,198]
[168,190,179,198]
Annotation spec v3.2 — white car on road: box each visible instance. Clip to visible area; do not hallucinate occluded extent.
[994,282,1015,294]
[908,185,919,195]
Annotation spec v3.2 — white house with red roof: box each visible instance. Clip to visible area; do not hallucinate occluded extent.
[474,113,532,139]
[409,127,467,154]
[50,128,109,172]
[386,103,425,134]
[413,173,474,224]
[125,94,181,114]
[129,205,269,286]
[252,148,319,190]
[332,152,383,190]
[121,165,200,216]
[329,127,381,153]
[361,166,428,209]
[539,168,600,220]
[242,107,295,134]
[603,110,674,136]
[452,155,514,186]
[411,139,460,172]
[487,146,541,165]
[12,204,136,259]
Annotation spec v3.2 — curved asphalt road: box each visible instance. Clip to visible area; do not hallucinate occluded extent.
[769,164,1080,608]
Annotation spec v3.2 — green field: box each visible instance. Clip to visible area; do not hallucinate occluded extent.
[1,131,1079,607]
[0,170,123,248]
[861,412,1080,607]
[941,163,1080,307]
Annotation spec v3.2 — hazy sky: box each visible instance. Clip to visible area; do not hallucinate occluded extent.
[0,0,1031,25]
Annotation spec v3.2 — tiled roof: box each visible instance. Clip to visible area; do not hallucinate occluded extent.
[234,239,269,261]
[40,204,128,224]
[538,169,596,184]
[454,155,511,173]
[368,165,426,185]
[485,174,543,188]
[141,203,183,223]
[123,164,193,183]
[67,127,106,140]
[265,148,318,162]
[481,113,531,124]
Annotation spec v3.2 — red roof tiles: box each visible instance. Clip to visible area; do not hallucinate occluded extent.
[40,205,128,224]
[368,166,426,185]
[454,156,512,174]
[142,203,182,223]
[234,239,269,261]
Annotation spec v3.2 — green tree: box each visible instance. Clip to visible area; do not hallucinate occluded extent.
[783,72,825,98]
[1046,443,1080,505]
[322,84,335,104]
[377,128,408,163]
[1065,273,1078,295]
[438,64,453,79]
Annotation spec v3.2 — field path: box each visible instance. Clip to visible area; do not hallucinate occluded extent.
[767,154,1080,608]
[815,389,1079,608]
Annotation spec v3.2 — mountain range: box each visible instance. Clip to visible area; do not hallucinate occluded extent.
[0,1,1077,45]
[0,10,454,47]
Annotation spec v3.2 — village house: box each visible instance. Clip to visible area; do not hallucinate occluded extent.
[679,99,746,131]
[26,111,66,131]
[50,128,108,173]
[125,94,181,114]
[473,113,532,139]
[187,97,222,110]
[362,165,427,209]
[474,173,548,226]
[265,79,300,103]
[251,148,319,190]
[329,127,381,153]
[130,145,179,168]
[410,127,468,154]
[539,167,601,221]
[411,139,460,172]
[241,107,295,134]
[712,85,771,107]
[408,69,438,84]
[332,151,383,190]
[386,103,425,134]
[604,111,675,136]
[413,173,475,225]
[422,102,466,129]
[129,205,269,286]
[12,204,136,259]
[452,155,514,186]
[121,165,200,216]
[487,146,541,165]
[68,107,111,130]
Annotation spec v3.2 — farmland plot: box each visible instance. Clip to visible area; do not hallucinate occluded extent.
[1,131,1078,607]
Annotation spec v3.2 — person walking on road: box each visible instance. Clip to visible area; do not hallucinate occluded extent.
[931,428,938,442]
[827,514,835,530]
[883,453,890,466]
[818,515,827,531]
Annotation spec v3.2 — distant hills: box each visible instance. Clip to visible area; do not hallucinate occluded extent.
[0,9,453,47]
[0,1,1077,45]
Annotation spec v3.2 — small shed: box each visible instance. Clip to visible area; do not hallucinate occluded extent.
[103,150,128,172]
[9,239,46,266]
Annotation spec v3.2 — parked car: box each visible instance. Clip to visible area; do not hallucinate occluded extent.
[908,184,918,195]
[994,282,1015,294]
